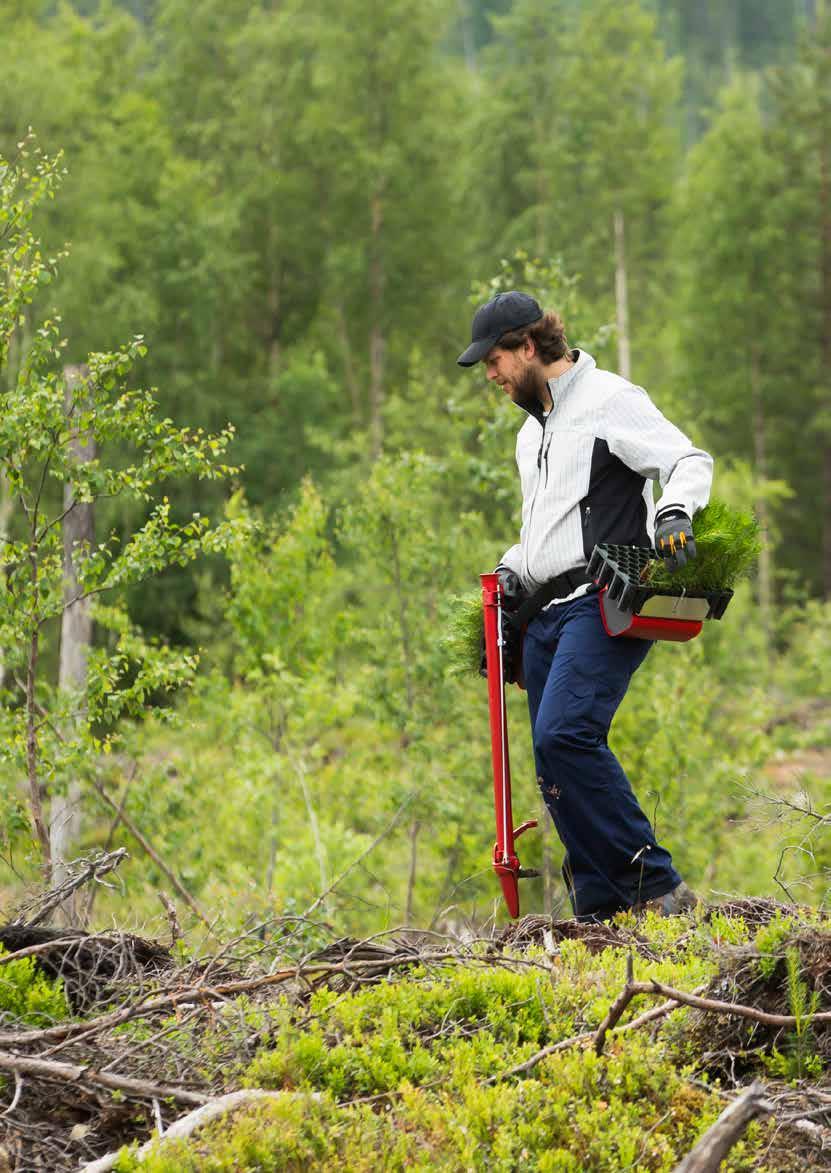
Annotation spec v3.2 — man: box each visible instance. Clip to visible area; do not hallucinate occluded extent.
[458,291,711,920]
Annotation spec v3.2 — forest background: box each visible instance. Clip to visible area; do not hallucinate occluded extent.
[1,0,830,939]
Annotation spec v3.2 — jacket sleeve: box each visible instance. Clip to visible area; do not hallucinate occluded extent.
[604,384,713,521]
[496,543,523,577]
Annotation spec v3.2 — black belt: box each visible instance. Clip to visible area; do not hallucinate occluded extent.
[507,568,594,630]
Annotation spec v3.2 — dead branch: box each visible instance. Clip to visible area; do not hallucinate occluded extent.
[0,1049,209,1106]
[672,1081,774,1172]
[490,993,694,1084]
[80,1089,315,1173]
[10,850,128,927]
[82,762,137,924]
[157,892,182,946]
[592,977,831,1054]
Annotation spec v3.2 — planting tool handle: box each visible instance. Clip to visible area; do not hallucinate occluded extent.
[481,573,538,919]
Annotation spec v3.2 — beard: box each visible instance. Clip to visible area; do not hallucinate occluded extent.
[512,360,547,407]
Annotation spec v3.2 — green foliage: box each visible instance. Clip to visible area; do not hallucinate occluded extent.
[0,946,69,1026]
[763,945,823,1081]
[754,914,796,979]
[0,139,241,867]
[649,498,763,591]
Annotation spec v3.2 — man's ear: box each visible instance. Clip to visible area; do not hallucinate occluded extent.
[522,335,537,360]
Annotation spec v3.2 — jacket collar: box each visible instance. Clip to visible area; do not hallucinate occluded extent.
[516,349,594,423]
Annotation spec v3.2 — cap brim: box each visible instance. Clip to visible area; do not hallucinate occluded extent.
[457,335,498,367]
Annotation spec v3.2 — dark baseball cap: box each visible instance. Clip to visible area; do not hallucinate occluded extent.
[457,291,543,367]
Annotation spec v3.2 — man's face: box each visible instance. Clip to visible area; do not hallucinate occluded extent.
[483,341,544,404]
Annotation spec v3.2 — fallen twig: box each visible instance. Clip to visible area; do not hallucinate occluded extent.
[593,977,831,1055]
[0,948,500,1048]
[490,993,697,1084]
[11,850,128,928]
[0,1049,209,1107]
[80,1088,313,1172]
[672,1081,773,1172]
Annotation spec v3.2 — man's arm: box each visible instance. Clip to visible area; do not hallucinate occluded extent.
[497,543,523,578]
[603,384,713,521]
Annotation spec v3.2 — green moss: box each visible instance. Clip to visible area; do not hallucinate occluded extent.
[112,917,788,1171]
[114,1041,771,1172]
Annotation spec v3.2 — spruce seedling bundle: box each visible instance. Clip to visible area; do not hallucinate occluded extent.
[442,592,485,677]
[647,499,761,593]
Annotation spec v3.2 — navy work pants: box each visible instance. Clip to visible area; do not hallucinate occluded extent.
[522,591,681,919]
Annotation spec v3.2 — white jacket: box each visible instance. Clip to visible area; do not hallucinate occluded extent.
[499,350,713,598]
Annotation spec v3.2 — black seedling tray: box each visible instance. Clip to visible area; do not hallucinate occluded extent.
[586,543,733,620]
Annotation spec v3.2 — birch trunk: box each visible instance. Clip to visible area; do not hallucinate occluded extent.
[750,348,772,634]
[614,209,631,382]
[369,189,386,460]
[50,365,95,912]
[820,34,831,598]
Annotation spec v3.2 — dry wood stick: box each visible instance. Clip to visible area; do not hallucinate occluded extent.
[0,1048,209,1106]
[622,979,831,1029]
[490,993,693,1084]
[12,849,128,928]
[81,1088,314,1173]
[672,1081,773,1172]
[82,763,137,923]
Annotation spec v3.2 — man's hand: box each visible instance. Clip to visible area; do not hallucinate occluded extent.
[479,567,525,682]
[495,566,525,610]
[654,510,696,572]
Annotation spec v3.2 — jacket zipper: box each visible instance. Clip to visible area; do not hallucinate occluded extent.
[583,505,592,530]
[525,417,549,577]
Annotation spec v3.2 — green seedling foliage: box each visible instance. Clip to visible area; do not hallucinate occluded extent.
[440,590,483,677]
[649,498,762,592]
[754,913,795,979]
[762,945,823,1081]
[443,497,762,678]
[0,946,69,1026]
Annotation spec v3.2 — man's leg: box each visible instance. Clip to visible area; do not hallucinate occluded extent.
[523,592,681,918]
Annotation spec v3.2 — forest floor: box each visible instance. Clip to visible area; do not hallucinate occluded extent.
[2,890,831,1170]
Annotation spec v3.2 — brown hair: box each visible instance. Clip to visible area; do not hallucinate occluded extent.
[497,310,570,364]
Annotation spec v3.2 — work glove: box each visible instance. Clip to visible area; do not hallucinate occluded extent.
[495,566,525,610]
[479,567,525,682]
[654,510,696,572]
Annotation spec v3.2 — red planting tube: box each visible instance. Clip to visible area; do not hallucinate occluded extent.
[481,573,538,918]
